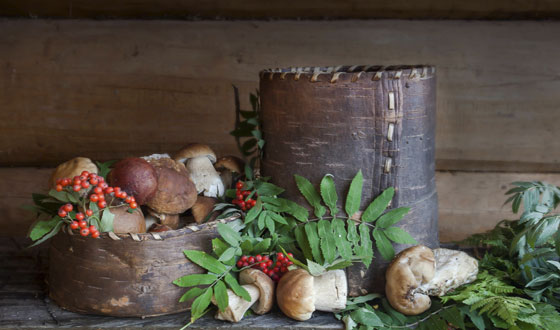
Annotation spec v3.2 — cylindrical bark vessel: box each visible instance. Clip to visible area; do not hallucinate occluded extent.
[259,65,438,296]
[49,219,231,317]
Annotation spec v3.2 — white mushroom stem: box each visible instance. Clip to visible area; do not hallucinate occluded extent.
[185,157,224,198]
[214,285,260,323]
[313,270,347,312]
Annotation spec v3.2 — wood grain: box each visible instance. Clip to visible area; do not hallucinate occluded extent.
[1,20,559,170]
[1,0,560,19]
[3,167,560,241]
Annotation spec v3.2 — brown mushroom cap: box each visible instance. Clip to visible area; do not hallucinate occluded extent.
[214,156,245,174]
[276,269,315,321]
[110,205,146,234]
[191,196,217,224]
[108,158,157,205]
[385,245,436,315]
[49,157,98,188]
[146,158,197,214]
[239,268,275,315]
[173,143,217,163]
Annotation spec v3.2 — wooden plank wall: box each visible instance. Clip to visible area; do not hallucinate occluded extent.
[1,19,559,240]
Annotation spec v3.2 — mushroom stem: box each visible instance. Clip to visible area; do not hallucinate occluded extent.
[186,157,224,197]
[312,270,347,312]
[214,285,260,323]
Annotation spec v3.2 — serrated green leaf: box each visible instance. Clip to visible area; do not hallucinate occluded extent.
[350,308,384,327]
[256,182,285,196]
[383,226,417,245]
[345,170,363,218]
[294,174,326,218]
[214,280,229,312]
[277,198,309,222]
[268,212,288,225]
[217,223,242,246]
[320,174,339,216]
[184,250,227,274]
[307,259,327,276]
[358,223,374,267]
[305,222,323,264]
[362,187,395,222]
[252,238,271,255]
[295,226,313,261]
[99,209,114,233]
[373,229,394,261]
[376,207,410,229]
[332,218,352,260]
[318,219,336,264]
[244,199,262,224]
[224,273,251,302]
[179,287,205,303]
[173,274,217,287]
[29,216,60,241]
[191,287,213,322]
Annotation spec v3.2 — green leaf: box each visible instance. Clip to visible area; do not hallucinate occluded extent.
[320,174,339,216]
[99,209,114,233]
[347,221,359,246]
[350,308,384,327]
[190,287,213,322]
[326,259,353,271]
[212,238,229,257]
[244,164,253,181]
[348,293,382,305]
[218,247,237,262]
[239,239,253,255]
[332,218,352,260]
[376,207,410,229]
[305,222,323,264]
[362,187,395,222]
[383,226,417,245]
[295,226,314,261]
[48,190,70,203]
[29,221,63,247]
[318,220,336,264]
[179,287,204,303]
[256,182,285,196]
[184,250,227,274]
[214,280,229,312]
[252,238,271,255]
[29,216,60,241]
[173,274,217,287]
[268,212,288,225]
[358,223,374,267]
[345,170,363,218]
[265,215,275,233]
[441,306,465,330]
[244,199,262,224]
[342,315,357,330]
[217,223,242,246]
[95,160,116,179]
[307,259,327,276]
[257,210,267,230]
[373,229,394,261]
[224,273,251,302]
[279,198,309,222]
[294,174,326,218]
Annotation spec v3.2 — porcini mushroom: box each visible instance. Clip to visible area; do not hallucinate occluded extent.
[110,205,146,234]
[49,157,98,188]
[173,144,224,197]
[213,268,274,322]
[145,157,197,229]
[191,196,217,224]
[108,157,157,205]
[385,245,478,316]
[214,156,245,190]
[276,269,347,321]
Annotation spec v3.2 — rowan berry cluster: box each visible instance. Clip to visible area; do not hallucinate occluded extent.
[236,252,294,282]
[54,170,138,238]
[232,181,257,211]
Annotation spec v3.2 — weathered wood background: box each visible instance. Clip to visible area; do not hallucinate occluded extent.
[1,19,559,241]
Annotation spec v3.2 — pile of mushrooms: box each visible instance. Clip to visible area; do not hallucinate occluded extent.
[385,245,479,315]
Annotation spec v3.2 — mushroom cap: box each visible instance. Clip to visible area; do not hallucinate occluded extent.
[419,248,479,296]
[49,157,98,188]
[146,158,197,214]
[110,205,146,234]
[385,245,436,315]
[238,268,275,315]
[214,156,245,174]
[191,196,217,224]
[276,268,315,321]
[108,157,157,205]
[174,143,217,164]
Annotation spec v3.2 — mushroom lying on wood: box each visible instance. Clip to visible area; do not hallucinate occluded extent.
[49,157,98,188]
[173,144,224,198]
[191,196,217,224]
[213,268,274,322]
[276,269,347,321]
[385,245,478,316]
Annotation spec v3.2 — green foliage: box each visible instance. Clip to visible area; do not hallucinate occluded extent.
[230,87,264,168]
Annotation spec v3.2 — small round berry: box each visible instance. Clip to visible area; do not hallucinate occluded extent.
[129,196,135,202]
[56,178,63,185]
[241,206,246,211]
[90,194,99,202]
[276,261,282,267]
[73,184,81,192]
[86,209,94,217]
[98,200,107,208]
[240,255,248,262]
[239,201,246,208]
[89,178,98,186]
[236,182,244,189]
[236,193,243,200]
[104,187,114,194]
[99,182,108,189]
[89,225,97,232]
[114,187,121,193]
[277,252,284,260]
[129,202,138,209]
[119,191,127,199]
[91,231,100,238]
[62,178,71,186]
[55,184,63,192]
[248,256,255,264]
[236,260,244,268]
[93,186,103,194]
[125,196,133,203]
[266,260,273,267]
[271,274,279,281]
[255,255,262,262]
[63,204,73,212]
[272,267,280,273]
[81,171,90,177]
[263,255,269,261]
[259,263,267,270]
[73,178,81,186]
[250,200,257,206]
[262,268,269,275]
[80,228,90,236]
[79,175,87,181]
[242,262,249,267]
[78,220,88,228]
[243,190,251,197]
[70,221,79,230]
[281,266,287,273]
[97,193,105,201]
[75,212,85,221]
[268,271,275,278]
[81,181,90,189]
[287,261,294,266]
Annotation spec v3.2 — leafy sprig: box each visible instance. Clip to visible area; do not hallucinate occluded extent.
[231,88,264,168]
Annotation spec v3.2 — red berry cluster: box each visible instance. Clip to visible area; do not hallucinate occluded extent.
[236,252,294,282]
[54,170,138,238]
[232,181,257,211]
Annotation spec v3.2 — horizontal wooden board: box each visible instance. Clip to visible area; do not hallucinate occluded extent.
[1,20,560,171]
[1,0,560,19]
[3,167,559,241]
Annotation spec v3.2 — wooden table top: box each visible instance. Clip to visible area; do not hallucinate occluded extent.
[0,236,342,329]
